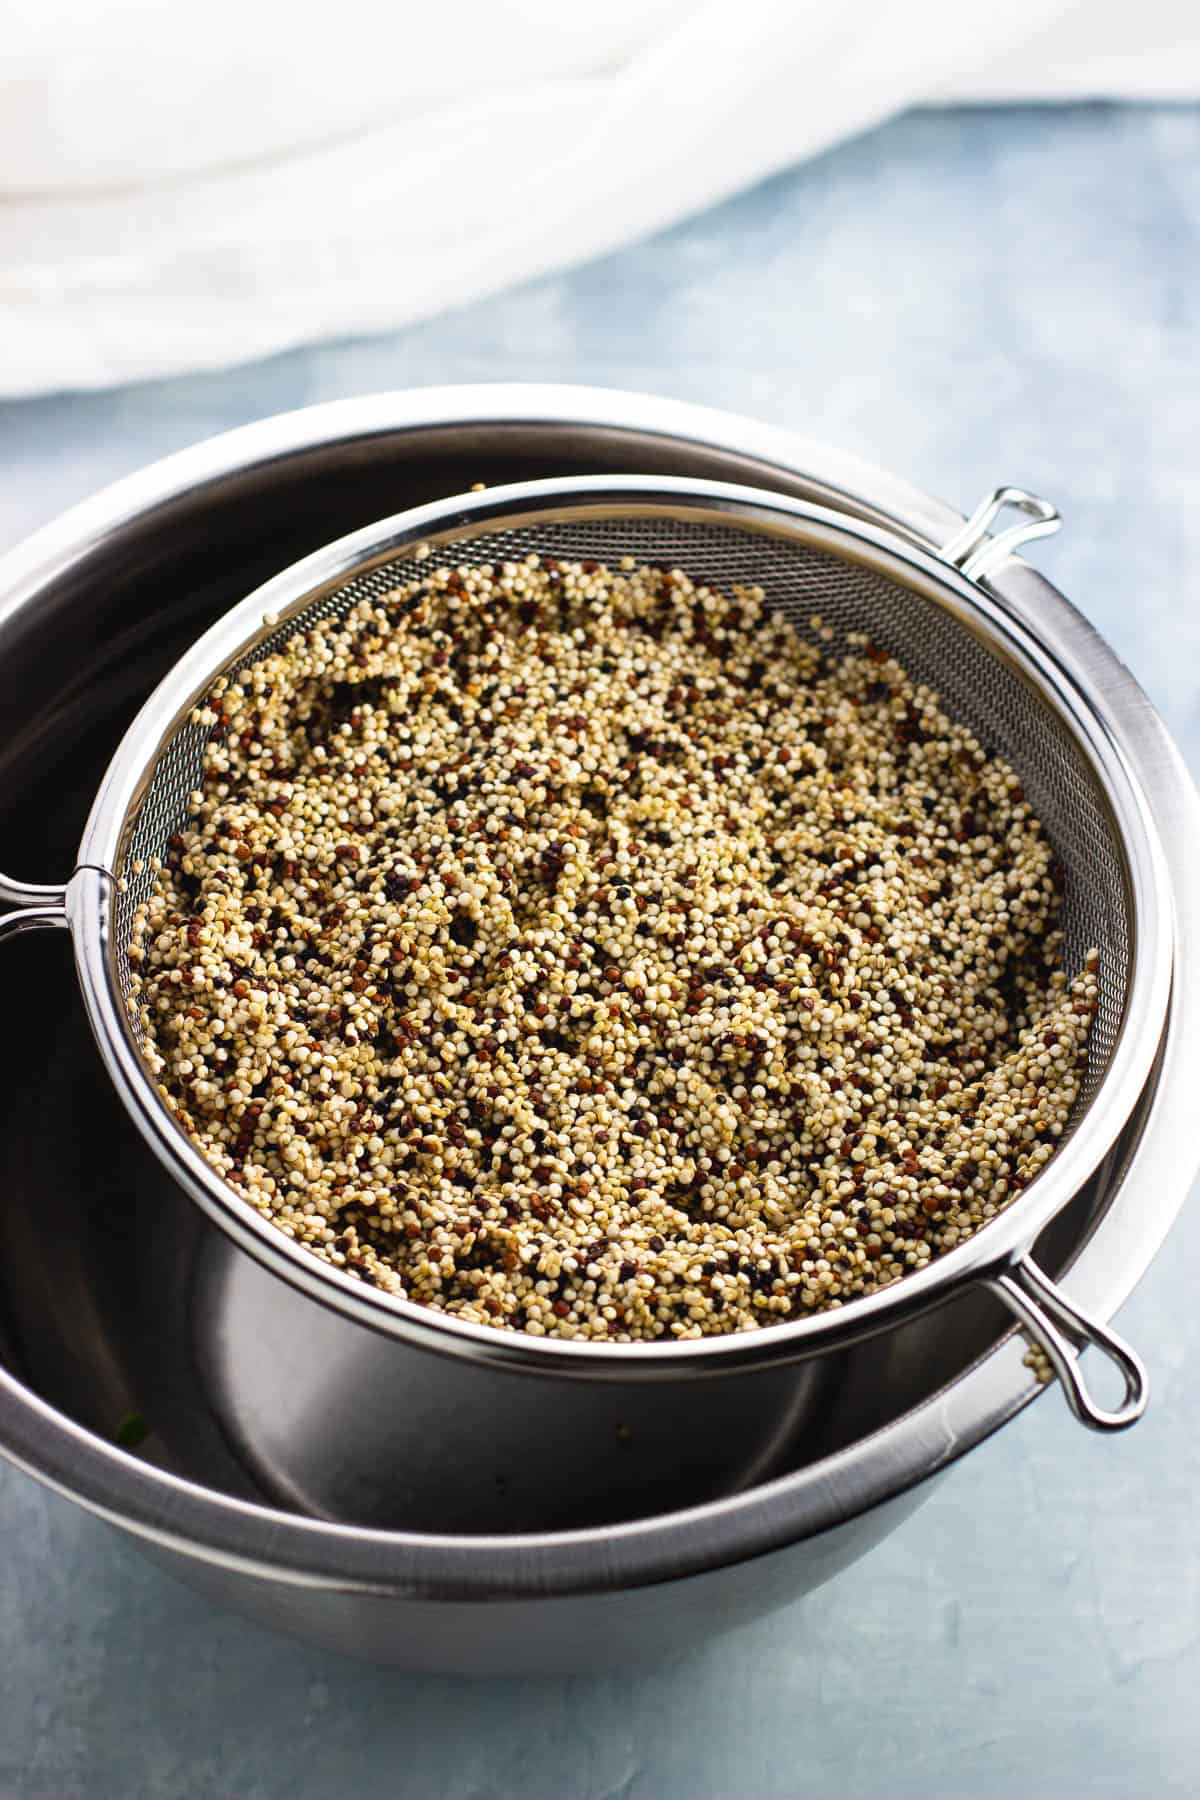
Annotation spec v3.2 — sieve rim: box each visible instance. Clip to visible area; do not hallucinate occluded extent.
[69,475,1174,1377]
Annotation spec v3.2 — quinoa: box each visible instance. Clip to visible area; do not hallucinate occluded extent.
[128,552,1096,1341]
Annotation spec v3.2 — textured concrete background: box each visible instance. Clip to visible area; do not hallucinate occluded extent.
[1,104,1197,1799]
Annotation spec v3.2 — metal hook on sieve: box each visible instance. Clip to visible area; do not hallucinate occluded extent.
[988,1252,1147,1431]
[940,488,1062,582]
[0,872,69,942]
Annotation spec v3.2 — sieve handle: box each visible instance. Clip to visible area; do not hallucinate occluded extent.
[988,1252,1147,1432]
[0,873,69,942]
[940,488,1062,581]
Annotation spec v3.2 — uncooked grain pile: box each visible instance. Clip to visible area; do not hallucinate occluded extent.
[129,550,1096,1340]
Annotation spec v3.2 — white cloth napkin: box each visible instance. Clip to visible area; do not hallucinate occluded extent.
[1,0,1196,395]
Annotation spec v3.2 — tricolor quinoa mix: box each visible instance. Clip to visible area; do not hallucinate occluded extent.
[128,551,1095,1340]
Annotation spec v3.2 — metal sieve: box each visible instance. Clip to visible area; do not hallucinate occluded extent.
[0,476,1173,1432]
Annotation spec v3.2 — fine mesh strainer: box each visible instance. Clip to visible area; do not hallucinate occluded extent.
[0,477,1173,1431]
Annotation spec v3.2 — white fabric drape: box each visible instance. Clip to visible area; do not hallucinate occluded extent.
[1,0,1196,395]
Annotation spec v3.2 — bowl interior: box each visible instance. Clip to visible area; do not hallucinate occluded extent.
[0,421,1129,1533]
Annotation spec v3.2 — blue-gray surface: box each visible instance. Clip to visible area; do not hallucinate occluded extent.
[2,103,1198,1800]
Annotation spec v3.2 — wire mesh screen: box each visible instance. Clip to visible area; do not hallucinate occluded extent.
[111,511,1132,1125]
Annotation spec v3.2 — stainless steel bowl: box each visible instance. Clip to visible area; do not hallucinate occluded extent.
[0,385,1195,1674]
